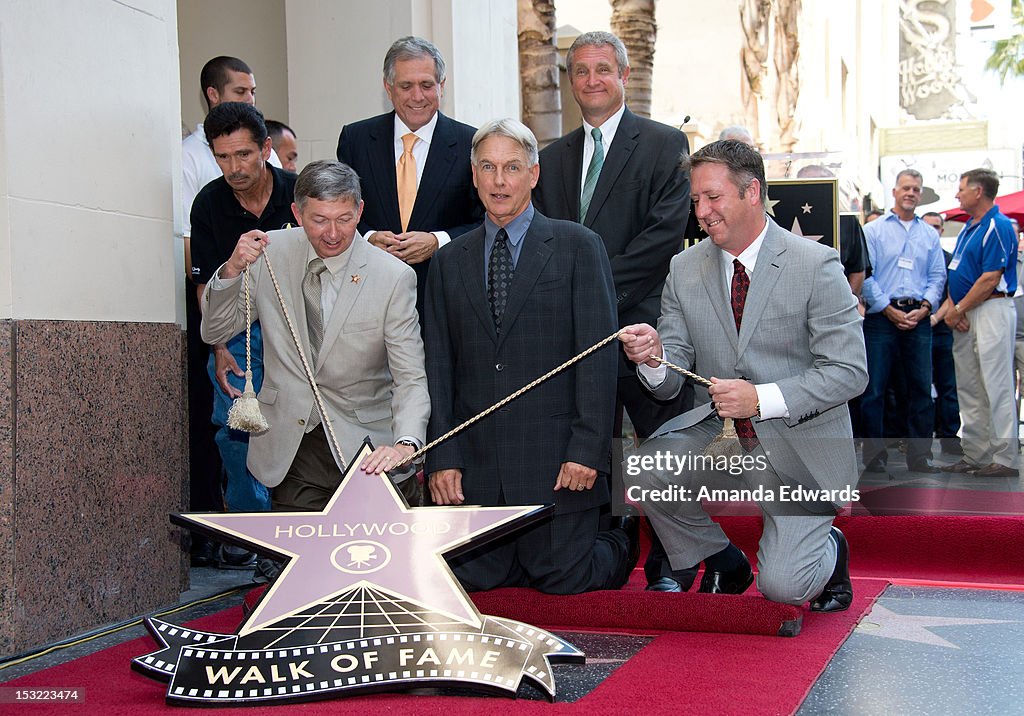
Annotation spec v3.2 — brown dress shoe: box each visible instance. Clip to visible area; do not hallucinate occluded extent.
[972,463,1019,478]
[940,459,980,474]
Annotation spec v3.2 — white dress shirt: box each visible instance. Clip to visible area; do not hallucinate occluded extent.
[580,103,626,197]
[639,218,789,420]
[363,112,451,248]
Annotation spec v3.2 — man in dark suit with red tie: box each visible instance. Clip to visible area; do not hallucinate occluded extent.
[532,30,692,592]
[424,118,638,594]
[336,36,483,316]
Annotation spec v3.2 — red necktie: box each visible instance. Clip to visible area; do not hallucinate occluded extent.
[730,259,758,450]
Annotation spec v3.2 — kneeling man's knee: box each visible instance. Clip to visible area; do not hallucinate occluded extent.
[756,565,818,605]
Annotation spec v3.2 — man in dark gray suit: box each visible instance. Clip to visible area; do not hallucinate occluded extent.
[621,140,867,611]
[532,31,692,592]
[533,30,691,439]
[425,119,637,594]
[336,36,483,317]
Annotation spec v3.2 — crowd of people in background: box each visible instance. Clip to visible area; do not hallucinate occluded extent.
[179,32,1022,614]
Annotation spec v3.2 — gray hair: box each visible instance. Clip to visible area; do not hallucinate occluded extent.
[961,167,1000,200]
[895,168,923,185]
[718,125,755,146]
[471,119,539,167]
[294,160,362,211]
[383,36,446,86]
[566,31,629,76]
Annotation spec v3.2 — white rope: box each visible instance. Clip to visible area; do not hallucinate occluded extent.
[259,252,348,469]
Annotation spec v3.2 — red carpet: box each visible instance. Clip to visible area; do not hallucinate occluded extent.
[470,588,802,636]
[5,514,1021,714]
[717,514,1024,585]
[236,577,805,637]
[0,579,885,715]
[853,486,1024,516]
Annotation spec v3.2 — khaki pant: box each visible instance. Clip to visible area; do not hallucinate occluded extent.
[952,298,1019,468]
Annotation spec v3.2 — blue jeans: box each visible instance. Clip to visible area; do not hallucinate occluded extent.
[861,312,933,465]
[932,327,960,439]
[207,323,270,512]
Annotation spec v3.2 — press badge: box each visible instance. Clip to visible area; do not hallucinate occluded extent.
[897,257,914,270]
[948,258,961,271]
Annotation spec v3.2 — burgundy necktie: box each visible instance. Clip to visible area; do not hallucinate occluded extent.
[730,259,758,450]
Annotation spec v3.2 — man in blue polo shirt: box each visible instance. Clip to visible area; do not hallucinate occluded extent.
[860,169,946,474]
[940,168,1019,478]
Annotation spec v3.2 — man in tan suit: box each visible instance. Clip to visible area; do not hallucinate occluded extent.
[201,160,429,510]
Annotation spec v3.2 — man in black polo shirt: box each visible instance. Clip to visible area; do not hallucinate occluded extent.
[190,102,297,568]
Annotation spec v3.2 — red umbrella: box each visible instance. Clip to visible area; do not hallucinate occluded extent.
[941,189,1024,224]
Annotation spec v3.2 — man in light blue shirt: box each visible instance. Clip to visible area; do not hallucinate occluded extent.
[860,169,947,473]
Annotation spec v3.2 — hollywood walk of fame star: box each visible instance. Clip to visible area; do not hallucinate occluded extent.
[174,442,548,637]
[790,216,824,242]
[766,196,781,217]
[801,202,813,214]
[855,604,1016,649]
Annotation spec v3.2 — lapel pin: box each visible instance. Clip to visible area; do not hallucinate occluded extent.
[351,274,362,284]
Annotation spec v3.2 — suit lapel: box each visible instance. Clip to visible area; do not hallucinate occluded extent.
[583,108,638,225]
[317,237,369,370]
[411,113,456,229]
[285,228,314,361]
[365,113,401,231]
[701,244,738,353]
[737,222,785,357]
[497,215,553,350]
[558,127,585,222]
[457,228,497,342]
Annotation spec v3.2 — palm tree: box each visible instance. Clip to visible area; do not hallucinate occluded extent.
[773,0,801,151]
[740,0,771,139]
[518,0,561,147]
[610,0,657,118]
[986,0,1024,82]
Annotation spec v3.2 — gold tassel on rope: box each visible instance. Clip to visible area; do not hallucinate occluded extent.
[649,356,743,458]
[227,265,269,433]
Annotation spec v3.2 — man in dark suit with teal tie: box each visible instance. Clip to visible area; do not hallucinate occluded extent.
[532,30,693,591]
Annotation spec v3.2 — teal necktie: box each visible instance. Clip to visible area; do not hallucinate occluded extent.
[579,127,604,222]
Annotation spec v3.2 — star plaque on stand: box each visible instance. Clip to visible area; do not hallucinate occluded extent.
[133,441,583,706]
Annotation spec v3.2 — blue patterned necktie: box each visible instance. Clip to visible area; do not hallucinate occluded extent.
[579,127,604,222]
[488,228,514,333]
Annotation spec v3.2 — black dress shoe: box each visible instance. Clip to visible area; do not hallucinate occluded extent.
[698,555,754,595]
[645,577,683,592]
[907,459,941,474]
[609,516,641,589]
[218,544,258,570]
[940,439,964,456]
[810,527,853,612]
[190,539,217,568]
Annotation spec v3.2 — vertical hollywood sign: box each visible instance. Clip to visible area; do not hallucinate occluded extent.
[898,0,964,120]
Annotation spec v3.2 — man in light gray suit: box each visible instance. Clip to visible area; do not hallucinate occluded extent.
[202,160,430,510]
[620,140,867,611]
